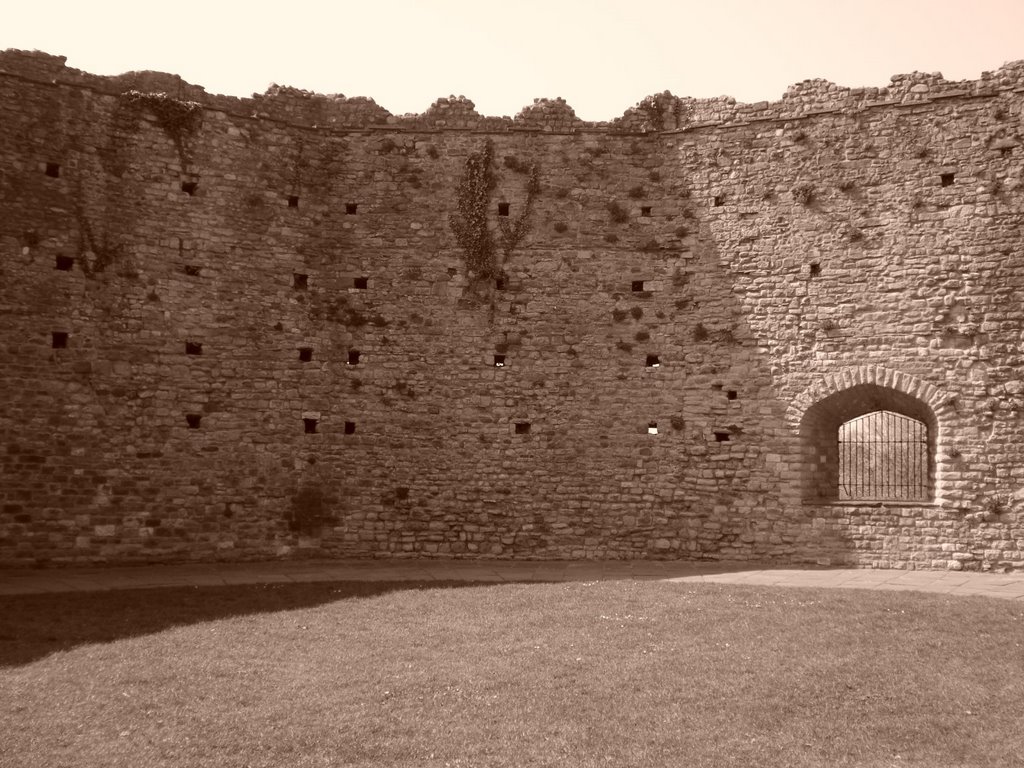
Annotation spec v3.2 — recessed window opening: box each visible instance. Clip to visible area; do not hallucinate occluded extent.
[345,203,358,214]
[181,180,198,196]
[497,202,510,216]
[186,414,202,429]
[44,162,60,178]
[344,421,356,435]
[800,383,937,503]
[648,422,659,435]
[493,354,506,367]
[293,273,308,290]
[353,277,368,289]
[714,431,731,442]
[940,173,955,187]
[185,341,203,355]
[184,265,201,276]
[640,206,652,217]
[288,195,299,208]
[839,410,929,501]
[645,354,661,368]
[514,421,531,435]
[51,331,68,349]
[631,280,645,292]
[298,347,313,362]
[55,255,74,271]
[347,350,361,365]
[303,418,319,434]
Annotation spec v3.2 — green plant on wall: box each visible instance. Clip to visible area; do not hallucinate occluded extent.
[450,140,539,283]
[119,90,203,168]
[450,141,498,279]
[792,183,815,206]
[74,198,124,278]
[498,165,540,258]
[607,201,629,224]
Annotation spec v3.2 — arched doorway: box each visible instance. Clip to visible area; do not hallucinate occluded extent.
[799,383,936,503]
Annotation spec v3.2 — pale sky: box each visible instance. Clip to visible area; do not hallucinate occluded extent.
[4,0,1023,121]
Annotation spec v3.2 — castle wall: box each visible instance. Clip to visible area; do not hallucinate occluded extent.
[2,50,1023,570]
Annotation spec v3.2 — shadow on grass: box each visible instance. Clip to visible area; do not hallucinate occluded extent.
[0,580,500,669]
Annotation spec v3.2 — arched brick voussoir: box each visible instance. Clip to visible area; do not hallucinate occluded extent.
[785,366,955,428]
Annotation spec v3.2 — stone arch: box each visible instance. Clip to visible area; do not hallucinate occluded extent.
[788,366,954,504]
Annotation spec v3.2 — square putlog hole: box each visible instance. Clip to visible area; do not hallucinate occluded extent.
[940,173,955,187]
[344,421,356,435]
[645,354,661,368]
[347,350,361,365]
[631,280,645,292]
[514,422,531,435]
[181,181,199,196]
[493,354,506,367]
[44,162,61,178]
[185,341,203,355]
[640,206,652,217]
[497,202,510,216]
[353,276,368,290]
[345,203,358,215]
[713,195,725,207]
[184,265,201,276]
[303,418,319,434]
[714,431,731,442]
[51,331,68,349]
[55,255,74,271]
[287,195,299,208]
[298,347,313,362]
[186,414,202,429]
[293,273,309,290]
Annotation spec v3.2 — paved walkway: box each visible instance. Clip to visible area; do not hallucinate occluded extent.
[2,559,1024,600]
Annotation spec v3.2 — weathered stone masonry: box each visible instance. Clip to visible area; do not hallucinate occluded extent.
[2,49,1023,570]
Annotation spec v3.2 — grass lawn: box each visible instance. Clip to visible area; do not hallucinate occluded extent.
[2,579,1023,767]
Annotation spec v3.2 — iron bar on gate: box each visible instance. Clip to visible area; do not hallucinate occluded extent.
[838,410,928,500]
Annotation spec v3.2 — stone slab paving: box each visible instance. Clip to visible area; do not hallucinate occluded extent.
[1,560,1023,600]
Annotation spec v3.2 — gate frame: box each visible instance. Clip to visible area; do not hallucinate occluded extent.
[837,409,931,501]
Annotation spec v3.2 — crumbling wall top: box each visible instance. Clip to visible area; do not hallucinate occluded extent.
[3,48,1023,134]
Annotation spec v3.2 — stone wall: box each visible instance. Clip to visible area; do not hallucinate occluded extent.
[2,49,1023,570]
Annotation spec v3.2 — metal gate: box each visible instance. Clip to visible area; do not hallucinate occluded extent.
[838,410,929,501]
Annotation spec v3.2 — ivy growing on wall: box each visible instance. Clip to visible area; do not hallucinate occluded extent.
[119,90,203,168]
[449,140,539,284]
[498,165,540,258]
[450,141,498,279]
[75,198,124,278]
